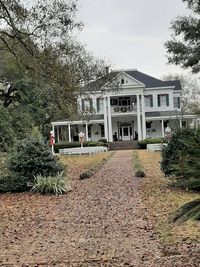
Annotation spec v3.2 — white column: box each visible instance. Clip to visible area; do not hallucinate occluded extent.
[137,94,142,141]
[68,124,71,143]
[103,97,108,141]
[107,96,113,142]
[52,125,55,141]
[85,123,88,141]
[161,120,164,138]
[141,94,146,140]
[179,117,182,129]
[52,125,55,153]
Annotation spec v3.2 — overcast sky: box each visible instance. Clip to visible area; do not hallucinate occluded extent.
[76,0,190,79]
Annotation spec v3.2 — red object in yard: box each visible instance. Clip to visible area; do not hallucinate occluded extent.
[49,133,55,146]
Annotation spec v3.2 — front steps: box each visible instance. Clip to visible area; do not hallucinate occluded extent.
[109,140,139,150]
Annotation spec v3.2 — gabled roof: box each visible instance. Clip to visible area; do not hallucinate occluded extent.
[124,70,182,90]
[83,69,182,92]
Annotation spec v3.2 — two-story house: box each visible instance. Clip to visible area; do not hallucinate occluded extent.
[51,69,198,143]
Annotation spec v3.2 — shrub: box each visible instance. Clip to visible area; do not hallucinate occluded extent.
[98,138,107,143]
[54,141,108,153]
[87,141,98,147]
[135,170,146,178]
[138,138,164,149]
[161,128,200,178]
[31,173,71,195]
[4,137,64,192]
[80,170,92,179]
[0,175,29,193]
[172,199,200,223]
[133,151,146,178]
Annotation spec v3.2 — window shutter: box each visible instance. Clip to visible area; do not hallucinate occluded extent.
[157,95,161,107]
[89,98,93,110]
[166,94,169,106]
[97,98,100,112]
[178,97,180,108]
[82,99,85,112]
[150,95,153,107]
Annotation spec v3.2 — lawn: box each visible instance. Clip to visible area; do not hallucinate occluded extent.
[137,150,200,245]
[59,151,113,180]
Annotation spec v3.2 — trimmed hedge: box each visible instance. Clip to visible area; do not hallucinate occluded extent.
[138,138,164,149]
[54,141,108,153]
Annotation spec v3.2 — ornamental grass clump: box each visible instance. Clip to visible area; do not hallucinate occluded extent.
[31,172,71,195]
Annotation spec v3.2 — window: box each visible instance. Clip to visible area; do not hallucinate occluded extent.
[157,94,169,107]
[146,121,152,129]
[83,98,93,111]
[119,97,130,106]
[121,78,125,84]
[173,97,180,108]
[111,99,118,106]
[88,125,92,138]
[100,124,105,137]
[97,98,103,113]
[145,95,153,107]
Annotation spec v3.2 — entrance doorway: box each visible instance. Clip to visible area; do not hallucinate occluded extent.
[118,125,133,141]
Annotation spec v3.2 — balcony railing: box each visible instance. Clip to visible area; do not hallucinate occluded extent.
[111,105,137,114]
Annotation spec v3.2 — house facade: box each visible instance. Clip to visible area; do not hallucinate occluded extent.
[51,69,198,143]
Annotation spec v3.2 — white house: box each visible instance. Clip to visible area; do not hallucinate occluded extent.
[51,69,198,143]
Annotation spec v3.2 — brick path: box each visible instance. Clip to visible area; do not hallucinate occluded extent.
[0,150,162,266]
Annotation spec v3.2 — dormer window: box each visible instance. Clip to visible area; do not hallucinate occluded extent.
[121,78,125,84]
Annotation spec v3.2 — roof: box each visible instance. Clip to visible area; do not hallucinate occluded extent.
[125,70,182,90]
[84,69,182,92]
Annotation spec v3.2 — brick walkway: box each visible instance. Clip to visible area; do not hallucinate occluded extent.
[0,150,162,266]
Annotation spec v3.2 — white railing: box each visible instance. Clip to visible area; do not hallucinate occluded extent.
[111,105,137,114]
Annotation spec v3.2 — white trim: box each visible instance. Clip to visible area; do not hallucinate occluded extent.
[103,97,108,140]
[51,119,104,126]
[137,95,142,140]
[107,96,113,142]
[68,124,71,143]
[145,86,175,90]
[145,114,198,121]
[141,94,146,139]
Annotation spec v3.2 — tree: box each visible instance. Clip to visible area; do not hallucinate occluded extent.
[0,0,107,147]
[162,73,200,114]
[0,0,106,111]
[165,0,200,73]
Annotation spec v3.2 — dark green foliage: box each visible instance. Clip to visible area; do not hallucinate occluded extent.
[80,170,92,180]
[161,128,200,179]
[172,199,200,223]
[0,175,29,193]
[138,138,164,149]
[2,137,64,192]
[79,158,108,180]
[133,151,146,178]
[171,178,200,191]
[135,170,146,178]
[165,0,200,73]
[54,141,108,153]
[98,138,107,143]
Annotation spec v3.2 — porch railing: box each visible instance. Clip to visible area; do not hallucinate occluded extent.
[111,105,137,114]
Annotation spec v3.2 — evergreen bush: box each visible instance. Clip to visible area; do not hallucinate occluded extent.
[161,128,200,179]
[3,137,64,192]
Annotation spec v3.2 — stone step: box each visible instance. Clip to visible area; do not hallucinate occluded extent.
[109,141,139,150]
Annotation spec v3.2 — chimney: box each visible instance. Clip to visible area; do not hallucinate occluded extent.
[105,66,110,75]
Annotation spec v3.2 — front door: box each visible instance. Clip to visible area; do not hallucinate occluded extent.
[119,126,133,140]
